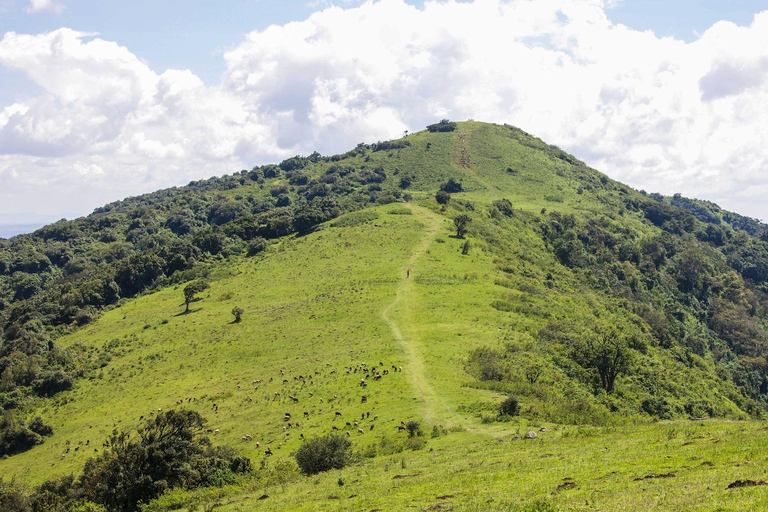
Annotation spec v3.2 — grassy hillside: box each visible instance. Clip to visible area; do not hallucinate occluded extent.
[3,121,768,510]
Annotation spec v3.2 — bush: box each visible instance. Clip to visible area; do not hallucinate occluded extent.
[493,198,515,217]
[0,424,42,456]
[32,370,73,397]
[499,395,520,417]
[246,237,268,256]
[405,421,421,438]
[440,178,463,193]
[426,119,457,132]
[435,191,450,205]
[294,434,353,475]
[28,416,53,437]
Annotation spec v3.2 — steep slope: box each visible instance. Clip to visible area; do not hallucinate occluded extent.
[3,121,768,510]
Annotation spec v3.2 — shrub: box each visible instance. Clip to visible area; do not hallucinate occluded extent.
[405,421,421,438]
[231,306,244,323]
[499,395,520,417]
[493,198,515,217]
[454,214,472,238]
[246,237,268,256]
[294,434,353,475]
[28,416,53,437]
[0,424,42,456]
[32,370,73,396]
[440,178,463,193]
[426,119,457,132]
[435,191,450,205]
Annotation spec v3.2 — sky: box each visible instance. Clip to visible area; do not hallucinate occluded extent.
[1,0,767,233]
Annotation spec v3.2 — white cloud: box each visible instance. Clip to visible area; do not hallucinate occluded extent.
[26,0,63,14]
[1,0,768,221]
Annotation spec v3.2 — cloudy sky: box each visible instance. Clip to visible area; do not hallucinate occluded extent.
[1,0,767,233]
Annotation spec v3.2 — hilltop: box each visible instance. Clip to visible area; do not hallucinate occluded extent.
[2,121,768,510]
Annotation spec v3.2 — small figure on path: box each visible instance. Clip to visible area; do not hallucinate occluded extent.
[407,268,410,279]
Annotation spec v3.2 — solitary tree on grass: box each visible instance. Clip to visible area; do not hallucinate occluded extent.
[183,279,209,313]
[454,214,472,238]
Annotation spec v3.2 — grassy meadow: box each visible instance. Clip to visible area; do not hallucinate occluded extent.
[2,122,768,511]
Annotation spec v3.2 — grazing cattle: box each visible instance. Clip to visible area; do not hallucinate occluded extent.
[304,411,310,418]
[214,429,220,434]
[256,442,260,448]
[366,412,370,418]
[373,415,378,420]
[370,425,375,431]
[332,425,339,430]
[361,413,365,420]
[397,425,406,431]
[265,447,272,456]
[361,396,368,403]
[346,431,351,437]
[358,428,364,434]
[289,395,299,402]
[346,422,351,427]
[335,411,342,417]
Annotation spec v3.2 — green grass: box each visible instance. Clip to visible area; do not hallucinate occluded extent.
[1,122,765,511]
[147,420,768,511]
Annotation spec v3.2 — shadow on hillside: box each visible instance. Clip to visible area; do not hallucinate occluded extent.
[174,307,202,317]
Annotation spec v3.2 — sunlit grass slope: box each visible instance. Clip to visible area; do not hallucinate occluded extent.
[1,204,445,483]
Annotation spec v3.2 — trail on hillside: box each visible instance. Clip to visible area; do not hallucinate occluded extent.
[381,205,493,434]
[454,125,503,199]
[380,205,444,425]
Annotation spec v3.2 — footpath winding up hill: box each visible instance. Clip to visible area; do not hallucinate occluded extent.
[3,121,768,510]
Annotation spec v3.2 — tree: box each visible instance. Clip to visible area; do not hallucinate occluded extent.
[183,279,210,313]
[454,214,472,238]
[493,198,514,217]
[294,434,353,475]
[570,329,632,393]
[499,395,520,416]
[440,178,463,193]
[435,191,450,205]
[79,409,250,511]
[426,119,457,132]
[231,306,244,323]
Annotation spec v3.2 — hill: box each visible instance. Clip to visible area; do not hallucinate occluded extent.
[3,121,768,510]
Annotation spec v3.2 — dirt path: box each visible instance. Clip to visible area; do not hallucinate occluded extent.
[381,205,497,434]
[454,125,503,199]
[380,205,445,425]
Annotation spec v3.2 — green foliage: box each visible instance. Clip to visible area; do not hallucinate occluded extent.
[231,306,244,323]
[499,395,520,417]
[183,279,210,313]
[405,421,422,438]
[426,119,457,132]
[454,214,472,238]
[77,409,249,511]
[440,178,463,193]
[493,198,515,217]
[569,329,632,393]
[246,237,268,256]
[27,416,53,437]
[435,191,450,205]
[294,434,354,475]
